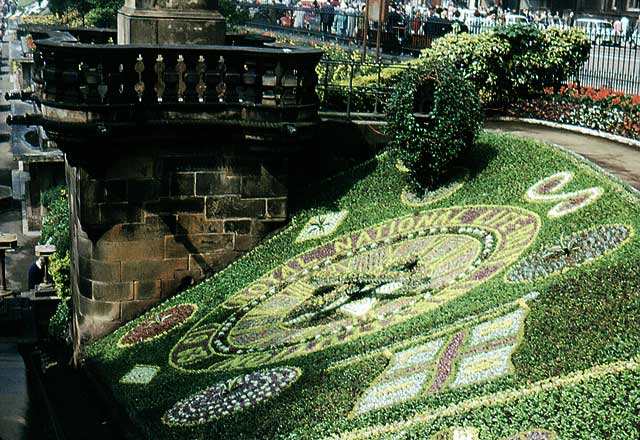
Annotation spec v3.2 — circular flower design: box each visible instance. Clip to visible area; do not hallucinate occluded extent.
[162,367,300,426]
[118,304,197,348]
[171,206,540,373]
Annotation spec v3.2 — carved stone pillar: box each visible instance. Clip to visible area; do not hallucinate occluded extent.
[118,0,225,45]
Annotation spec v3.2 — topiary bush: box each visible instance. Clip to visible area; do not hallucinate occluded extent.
[386,60,482,191]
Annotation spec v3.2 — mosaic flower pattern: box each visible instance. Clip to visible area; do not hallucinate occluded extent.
[326,357,640,440]
[170,206,540,373]
[120,364,160,385]
[428,428,555,440]
[352,299,529,416]
[525,171,602,218]
[401,168,468,207]
[119,304,197,348]
[508,224,631,282]
[162,367,300,426]
[296,211,348,242]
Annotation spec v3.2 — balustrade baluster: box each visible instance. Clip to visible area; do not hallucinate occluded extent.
[216,56,226,103]
[134,54,145,102]
[195,55,207,103]
[155,54,166,103]
[176,55,187,102]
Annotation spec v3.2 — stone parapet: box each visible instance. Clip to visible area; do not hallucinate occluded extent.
[69,145,288,342]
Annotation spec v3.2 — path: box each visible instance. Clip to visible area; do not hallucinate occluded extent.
[485,120,640,191]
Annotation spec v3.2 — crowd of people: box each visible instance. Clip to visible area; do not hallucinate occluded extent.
[249,0,640,46]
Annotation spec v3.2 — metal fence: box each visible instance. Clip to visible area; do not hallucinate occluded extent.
[574,42,640,95]
[236,3,640,99]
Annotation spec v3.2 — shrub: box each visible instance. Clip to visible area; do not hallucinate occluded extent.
[40,186,72,302]
[425,32,511,106]
[49,251,71,299]
[386,60,482,191]
[424,25,591,107]
[48,299,71,342]
[41,186,70,256]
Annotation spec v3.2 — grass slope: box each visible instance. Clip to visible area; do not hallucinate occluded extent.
[87,132,640,440]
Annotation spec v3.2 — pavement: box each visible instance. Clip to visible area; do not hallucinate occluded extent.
[0,30,36,440]
[485,120,640,191]
[0,342,28,440]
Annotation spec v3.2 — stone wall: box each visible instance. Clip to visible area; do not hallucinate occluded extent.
[68,144,288,341]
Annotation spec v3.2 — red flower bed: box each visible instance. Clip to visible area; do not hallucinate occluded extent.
[119,304,197,347]
[508,84,640,141]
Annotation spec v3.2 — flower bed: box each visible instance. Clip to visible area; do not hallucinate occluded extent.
[87,133,640,440]
[508,84,640,141]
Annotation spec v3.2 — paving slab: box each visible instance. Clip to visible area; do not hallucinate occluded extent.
[0,342,28,440]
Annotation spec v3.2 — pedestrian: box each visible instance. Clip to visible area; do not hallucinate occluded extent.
[621,15,630,43]
[28,257,45,290]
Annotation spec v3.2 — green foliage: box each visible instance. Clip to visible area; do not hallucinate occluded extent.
[86,133,640,440]
[219,0,251,30]
[48,299,71,342]
[41,186,71,302]
[40,186,70,256]
[426,25,591,107]
[426,32,511,106]
[49,251,71,299]
[386,60,482,191]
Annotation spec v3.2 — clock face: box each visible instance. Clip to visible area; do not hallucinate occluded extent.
[170,206,540,373]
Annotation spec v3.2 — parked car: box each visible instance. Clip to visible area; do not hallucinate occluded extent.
[505,14,529,25]
[575,18,622,46]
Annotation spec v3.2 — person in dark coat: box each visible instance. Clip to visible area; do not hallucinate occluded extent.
[28,257,45,290]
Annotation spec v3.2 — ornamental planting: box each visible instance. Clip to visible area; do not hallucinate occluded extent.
[508,224,631,282]
[170,206,540,373]
[162,367,300,426]
[118,304,198,348]
[120,364,161,385]
[525,171,602,218]
[352,300,530,416]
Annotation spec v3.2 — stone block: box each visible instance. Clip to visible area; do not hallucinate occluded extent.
[93,239,165,261]
[77,235,94,259]
[175,214,223,235]
[121,299,159,322]
[78,276,93,299]
[101,215,177,241]
[161,279,181,298]
[92,280,134,301]
[266,198,288,219]
[99,203,144,224]
[103,180,128,202]
[241,172,287,198]
[145,197,205,214]
[121,258,188,281]
[196,172,241,196]
[78,256,121,283]
[165,233,234,258]
[106,155,155,179]
[128,179,161,202]
[171,172,195,196]
[134,280,162,300]
[174,269,204,288]
[234,234,262,252]
[224,219,252,234]
[78,294,121,322]
[79,179,101,205]
[205,196,266,219]
[189,251,241,274]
